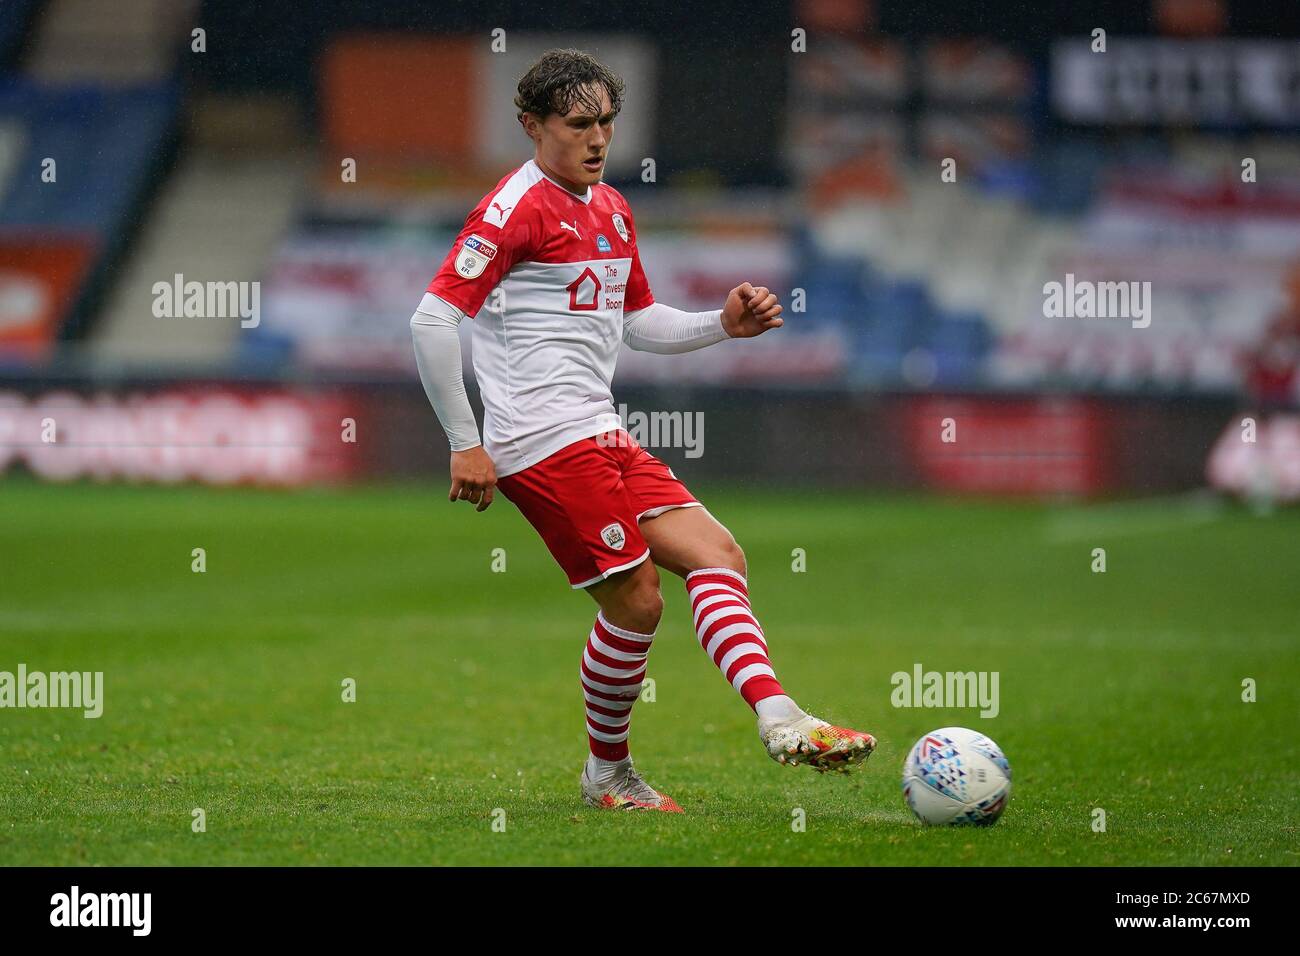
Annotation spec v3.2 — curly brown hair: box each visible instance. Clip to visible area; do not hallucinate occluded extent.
[514,48,625,124]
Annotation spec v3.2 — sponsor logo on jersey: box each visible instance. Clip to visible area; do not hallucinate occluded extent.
[566,267,601,311]
[611,213,628,242]
[559,219,581,239]
[600,522,626,550]
[454,234,497,279]
[596,234,611,253]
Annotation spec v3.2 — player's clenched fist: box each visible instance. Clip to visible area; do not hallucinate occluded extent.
[449,446,497,512]
[721,281,784,339]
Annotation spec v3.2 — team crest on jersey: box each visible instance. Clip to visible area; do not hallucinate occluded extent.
[600,522,626,551]
[611,213,628,242]
[454,234,497,279]
[596,234,611,253]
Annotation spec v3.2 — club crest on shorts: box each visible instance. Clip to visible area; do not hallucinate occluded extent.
[455,234,497,279]
[600,522,627,550]
[611,213,628,243]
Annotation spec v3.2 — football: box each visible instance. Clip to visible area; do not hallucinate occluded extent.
[903,727,1012,826]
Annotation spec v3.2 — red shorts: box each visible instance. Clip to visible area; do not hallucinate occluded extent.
[496,429,700,588]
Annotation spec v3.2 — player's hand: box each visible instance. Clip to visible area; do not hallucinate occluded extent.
[721,282,784,338]
[449,446,497,512]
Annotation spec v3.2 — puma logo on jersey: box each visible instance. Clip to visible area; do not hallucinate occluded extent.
[559,220,581,239]
[486,200,515,227]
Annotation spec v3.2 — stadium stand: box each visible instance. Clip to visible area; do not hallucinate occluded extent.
[0,0,186,359]
[0,4,1295,411]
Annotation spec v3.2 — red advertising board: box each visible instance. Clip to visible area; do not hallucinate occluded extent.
[908,396,1108,496]
[0,388,361,486]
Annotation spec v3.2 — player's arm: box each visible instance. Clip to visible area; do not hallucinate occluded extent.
[621,283,783,351]
[618,208,781,349]
[416,198,537,511]
[622,302,728,353]
[410,293,496,512]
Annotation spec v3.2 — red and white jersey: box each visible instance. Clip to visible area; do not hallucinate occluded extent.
[426,159,655,478]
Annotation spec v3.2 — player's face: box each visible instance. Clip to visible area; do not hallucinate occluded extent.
[534,84,615,194]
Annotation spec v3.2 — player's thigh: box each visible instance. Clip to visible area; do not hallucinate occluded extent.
[640,504,745,579]
[496,437,649,591]
[616,440,741,578]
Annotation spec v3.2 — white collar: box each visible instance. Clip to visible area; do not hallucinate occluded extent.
[530,159,592,204]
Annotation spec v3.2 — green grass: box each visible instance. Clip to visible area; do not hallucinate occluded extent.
[1,479,1297,865]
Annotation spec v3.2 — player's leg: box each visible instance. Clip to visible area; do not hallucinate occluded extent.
[496,433,680,811]
[580,558,661,765]
[586,550,662,633]
[576,549,681,811]
[635,495,877,773]
[638,504,787,710]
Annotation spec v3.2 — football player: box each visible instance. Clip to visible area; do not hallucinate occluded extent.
[412,48,875,811]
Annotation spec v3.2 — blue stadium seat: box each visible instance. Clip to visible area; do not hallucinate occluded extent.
[0,80,179,229]
[927,309,993,385]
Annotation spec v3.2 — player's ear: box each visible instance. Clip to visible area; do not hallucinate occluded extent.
[519,113,539,143]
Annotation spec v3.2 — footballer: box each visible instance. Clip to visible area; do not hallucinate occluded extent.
[411,48,875,812]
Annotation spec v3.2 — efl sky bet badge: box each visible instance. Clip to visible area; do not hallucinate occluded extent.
[611,212,628,242]
[597,234,612,252]
[455,234,497,279]
[601,522,626,550]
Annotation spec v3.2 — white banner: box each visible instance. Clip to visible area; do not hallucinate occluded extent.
[1053,39,1300,125]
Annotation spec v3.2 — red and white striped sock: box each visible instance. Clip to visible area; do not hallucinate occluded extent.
[685,567,786,709]
[580,611,654,762]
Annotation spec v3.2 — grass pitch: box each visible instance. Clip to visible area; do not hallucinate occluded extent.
[1,479,1297,865]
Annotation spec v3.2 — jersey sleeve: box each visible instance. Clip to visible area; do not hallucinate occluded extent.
[622,205,655,313]
[426,196,536,318]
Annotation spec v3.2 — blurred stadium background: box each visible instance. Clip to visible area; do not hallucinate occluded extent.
[1,0,1299,498]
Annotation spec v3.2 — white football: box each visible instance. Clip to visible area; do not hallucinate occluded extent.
[902,727,1012,826]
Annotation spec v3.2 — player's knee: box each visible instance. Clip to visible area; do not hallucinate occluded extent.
[715,534,746,577]
[624,567,664,632]
[605,561,663,634]
[627,581,664,632]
